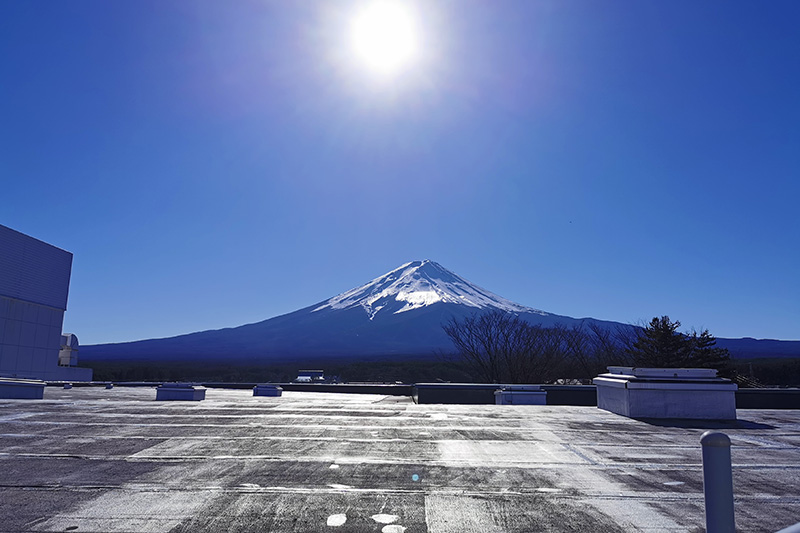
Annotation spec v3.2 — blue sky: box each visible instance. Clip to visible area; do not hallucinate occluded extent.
[2,1,798,343]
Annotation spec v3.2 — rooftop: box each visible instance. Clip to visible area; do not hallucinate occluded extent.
[1,387,798,532]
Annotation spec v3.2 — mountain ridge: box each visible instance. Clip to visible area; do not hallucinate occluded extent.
[81,260,800,361]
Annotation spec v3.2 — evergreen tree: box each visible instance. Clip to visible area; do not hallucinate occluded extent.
[628,316,731,371]
[686,328,731,373]
[629,316,692,367]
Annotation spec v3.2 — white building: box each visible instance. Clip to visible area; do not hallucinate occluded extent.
[0,225,92,381]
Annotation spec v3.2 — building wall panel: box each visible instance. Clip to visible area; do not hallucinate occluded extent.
[49,325,62,350]
[0,345,17,370]
[35,324,50,348]
[33,348,48,371]
[0,227,90,381]
[16,346,33,372]
[4,319,20,346]
[0,296,65,379]
[8,300,24,321]
[20,322,36,348]
[0,225,72,310]
[23,303,39,324]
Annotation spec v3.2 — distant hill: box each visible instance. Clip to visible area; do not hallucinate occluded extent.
[716,337,800,359]
[81,260,800,362]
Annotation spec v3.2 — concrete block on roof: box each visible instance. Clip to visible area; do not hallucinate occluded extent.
[595,367,737,420]
[253,384,282,397]
[156,383,206,401]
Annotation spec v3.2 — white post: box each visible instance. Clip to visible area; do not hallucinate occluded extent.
[701,431,735,533]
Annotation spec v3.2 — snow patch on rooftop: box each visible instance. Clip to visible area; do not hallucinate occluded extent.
[313,260,547,319]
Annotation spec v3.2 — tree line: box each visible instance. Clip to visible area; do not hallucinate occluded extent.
[442,311,731,384]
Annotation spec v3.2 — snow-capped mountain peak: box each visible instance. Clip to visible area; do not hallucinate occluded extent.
[313,260,545,319]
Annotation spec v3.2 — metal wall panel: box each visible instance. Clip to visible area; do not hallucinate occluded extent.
[0,225,72,310]
[0,296,65,378]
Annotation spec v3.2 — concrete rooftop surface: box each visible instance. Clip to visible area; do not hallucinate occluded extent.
[1,388,799,533]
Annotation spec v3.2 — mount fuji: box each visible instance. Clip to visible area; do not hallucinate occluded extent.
[82,260,800,362]
[82,260,617,362]
[312,259,540,319]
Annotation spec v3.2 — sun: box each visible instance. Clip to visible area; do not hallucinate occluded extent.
[350,1,419,76]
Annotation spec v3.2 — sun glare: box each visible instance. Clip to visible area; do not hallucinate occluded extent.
[351,1,419,76]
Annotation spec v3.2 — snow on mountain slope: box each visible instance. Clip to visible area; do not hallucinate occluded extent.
[313,260,547,319]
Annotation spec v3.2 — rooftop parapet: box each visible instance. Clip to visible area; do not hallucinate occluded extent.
[0,377,47,399]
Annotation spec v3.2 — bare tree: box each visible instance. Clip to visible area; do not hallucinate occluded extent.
[561,324,595,381]
[505,322,567,383]
[443,312,650,383]
[541,322,637,382]
[588,322,637,369]
[443,311,566,383]
[442,311,510,383]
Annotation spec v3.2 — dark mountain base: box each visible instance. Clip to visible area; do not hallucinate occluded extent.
[719,338,800,359]
[86,356,477,384]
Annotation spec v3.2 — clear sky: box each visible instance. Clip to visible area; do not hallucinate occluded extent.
[2,1,798,344]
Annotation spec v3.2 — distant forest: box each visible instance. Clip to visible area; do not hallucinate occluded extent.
[85,356,800,387]
[86,357,475,384]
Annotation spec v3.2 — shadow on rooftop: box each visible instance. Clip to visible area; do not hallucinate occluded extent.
[635,418,776,430]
